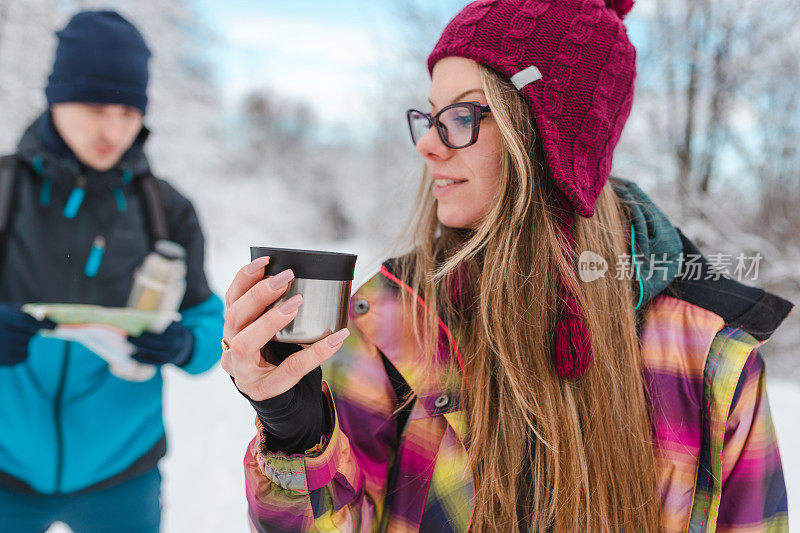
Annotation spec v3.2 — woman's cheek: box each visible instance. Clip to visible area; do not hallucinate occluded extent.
[477,173,502,215]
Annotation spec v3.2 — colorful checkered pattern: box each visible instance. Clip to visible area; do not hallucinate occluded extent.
[243,271,787,532]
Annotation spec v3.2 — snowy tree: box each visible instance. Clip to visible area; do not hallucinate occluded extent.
[0,0,60,150]
[629,0,800,209]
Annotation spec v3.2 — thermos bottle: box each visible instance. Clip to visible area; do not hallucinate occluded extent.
[127,240,187,312]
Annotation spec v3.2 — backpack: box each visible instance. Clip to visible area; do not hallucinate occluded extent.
[0,154,171,262]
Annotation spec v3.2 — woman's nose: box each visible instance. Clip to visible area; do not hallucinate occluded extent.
[415,126,452,161]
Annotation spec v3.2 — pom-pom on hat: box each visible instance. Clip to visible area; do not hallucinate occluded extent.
[427,0,638,379]
[606,0,635,19]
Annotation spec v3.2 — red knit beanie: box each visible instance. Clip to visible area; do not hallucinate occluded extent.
[428,0,637,379]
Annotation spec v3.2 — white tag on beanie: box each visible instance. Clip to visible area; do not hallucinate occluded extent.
[510,65,543,90]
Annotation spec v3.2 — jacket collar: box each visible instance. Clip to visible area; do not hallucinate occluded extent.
[665,228,794,342]
[349,266,466,422]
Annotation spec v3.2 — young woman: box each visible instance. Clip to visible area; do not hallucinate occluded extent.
[221,1,792,531]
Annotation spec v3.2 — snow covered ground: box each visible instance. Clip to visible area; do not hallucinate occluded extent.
[770,381,800,531]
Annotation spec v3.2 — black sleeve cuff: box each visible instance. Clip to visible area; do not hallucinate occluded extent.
[232,341,332,455]
[253,382,330,455]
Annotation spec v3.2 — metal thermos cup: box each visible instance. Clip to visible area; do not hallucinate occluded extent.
[250,247,357,345]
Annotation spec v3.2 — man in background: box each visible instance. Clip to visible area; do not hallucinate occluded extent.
[0,10,223,532]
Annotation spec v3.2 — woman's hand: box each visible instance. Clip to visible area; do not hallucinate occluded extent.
[220,256,350,401]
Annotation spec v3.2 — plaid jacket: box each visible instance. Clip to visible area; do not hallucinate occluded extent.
[243,240,793,532]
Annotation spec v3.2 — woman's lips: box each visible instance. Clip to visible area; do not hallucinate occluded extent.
[432,176,467,198]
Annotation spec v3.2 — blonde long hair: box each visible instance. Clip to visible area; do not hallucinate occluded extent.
[397,65,659,532]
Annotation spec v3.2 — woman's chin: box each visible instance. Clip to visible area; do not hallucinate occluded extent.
[436,206,477,230]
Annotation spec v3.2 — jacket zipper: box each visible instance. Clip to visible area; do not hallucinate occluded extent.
[54,175,86,493]
[54,342,70,494]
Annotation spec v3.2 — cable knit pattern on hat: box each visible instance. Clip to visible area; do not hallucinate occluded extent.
[447,0,499,49]
[428,0,638,379]
[541,1,603,120]
[573,22,637,199]
[500,1,555,60]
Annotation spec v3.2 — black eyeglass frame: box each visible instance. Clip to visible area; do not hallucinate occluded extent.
[406,102,492,149]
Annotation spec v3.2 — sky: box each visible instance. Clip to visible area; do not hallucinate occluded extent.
[194,0,468,132]
[194,0,650,134]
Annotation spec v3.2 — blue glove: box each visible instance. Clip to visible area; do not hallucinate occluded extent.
[0,304,56,366]
[129,322,194,367]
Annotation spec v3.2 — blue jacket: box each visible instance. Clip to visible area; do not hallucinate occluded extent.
[0,113,224,494]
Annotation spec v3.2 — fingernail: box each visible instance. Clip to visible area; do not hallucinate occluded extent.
[326,328,350,348]
[246,256,270,275]
[268,269,295,290]
[277,294,303,315]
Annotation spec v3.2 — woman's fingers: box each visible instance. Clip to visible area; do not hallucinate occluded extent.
[227,294,305,361]
[223,268,296,338]
[224,256,270,308]
[221,260,352,401]
[248,328,351,400]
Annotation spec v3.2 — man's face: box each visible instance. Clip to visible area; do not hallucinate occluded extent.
[51,103,143,171]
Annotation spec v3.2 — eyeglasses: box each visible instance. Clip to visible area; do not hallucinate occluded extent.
[406,102,492,149]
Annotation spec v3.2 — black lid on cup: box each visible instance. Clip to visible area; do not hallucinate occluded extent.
[250,247,357,281]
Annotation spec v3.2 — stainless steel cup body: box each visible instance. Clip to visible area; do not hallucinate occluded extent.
[269,277,352,344]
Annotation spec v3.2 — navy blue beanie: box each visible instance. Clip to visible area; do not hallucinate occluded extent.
[46,10,151,114]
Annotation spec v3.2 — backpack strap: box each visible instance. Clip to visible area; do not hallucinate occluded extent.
[0,155,19,281]
[0,155,18,236]
[138,172,170,244]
